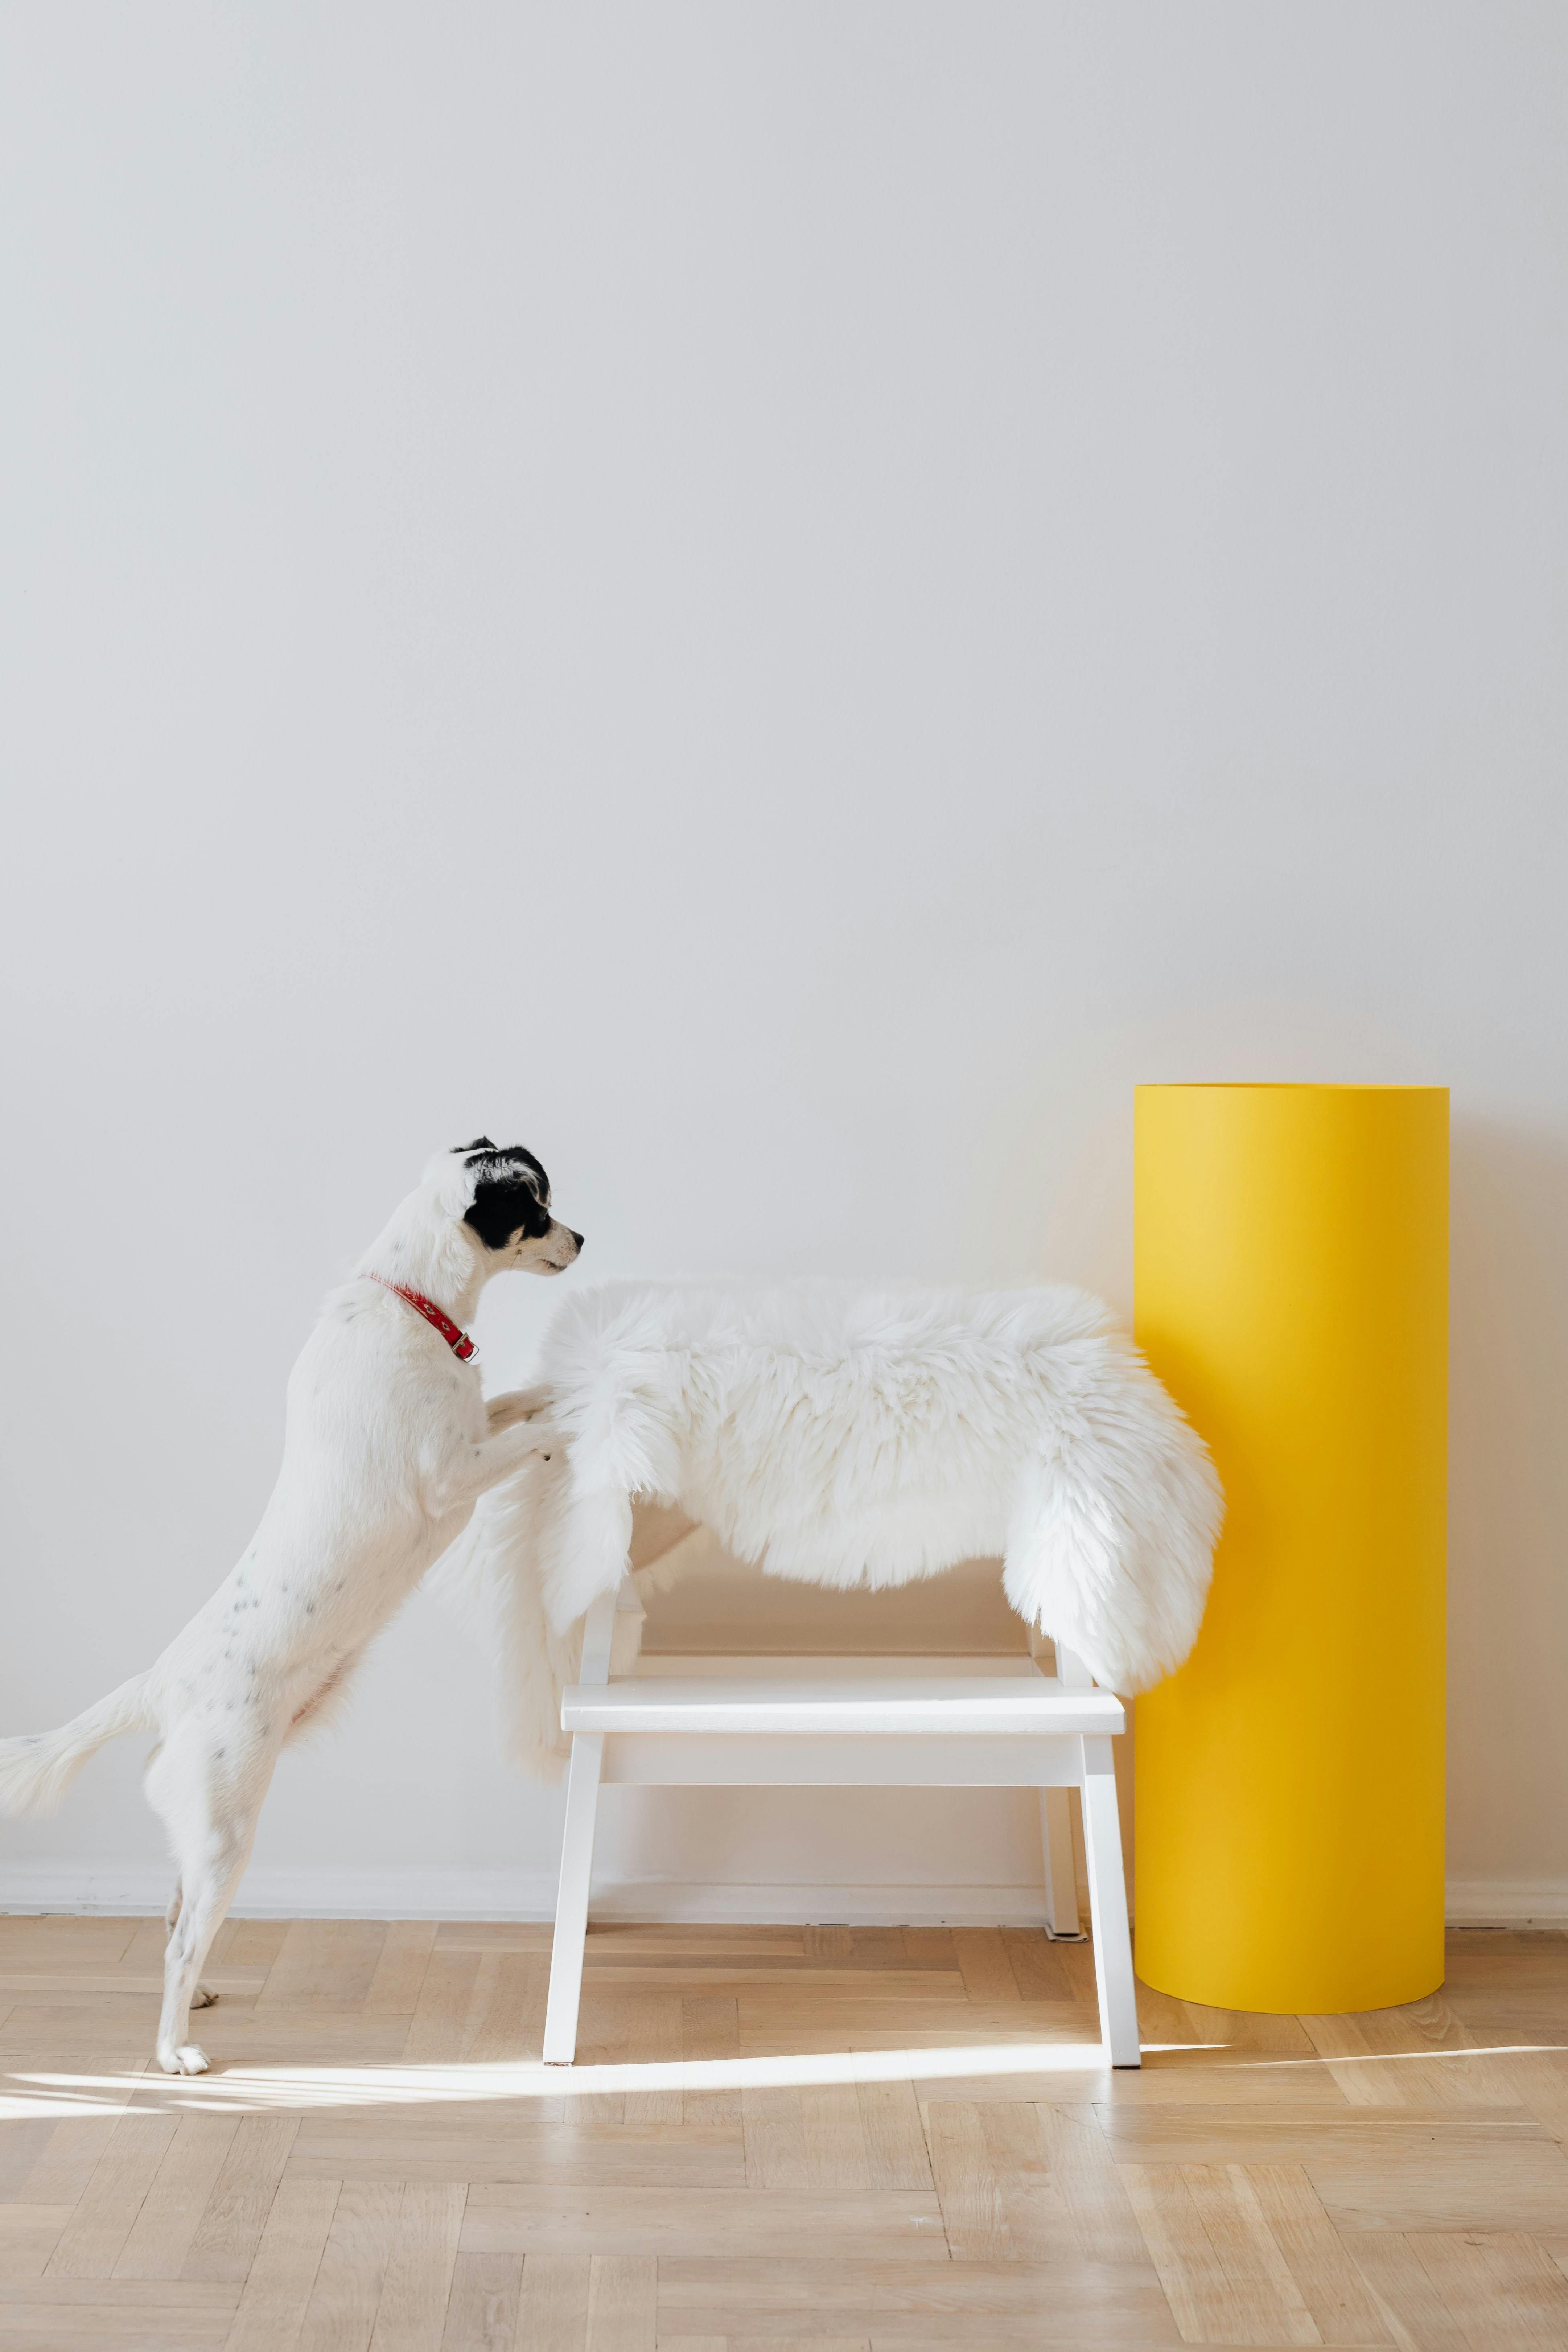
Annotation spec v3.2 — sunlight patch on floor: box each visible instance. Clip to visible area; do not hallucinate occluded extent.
[6,2034,1561,2121]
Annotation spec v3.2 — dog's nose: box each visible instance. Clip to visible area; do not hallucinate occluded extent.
[570,1230,585,1252]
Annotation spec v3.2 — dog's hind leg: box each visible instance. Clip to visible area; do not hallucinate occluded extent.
[163,1882,218,2009]
[145,1723,277,2073]
[156,1753,215,2007]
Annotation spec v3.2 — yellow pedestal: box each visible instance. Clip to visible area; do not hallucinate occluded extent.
[1133,1084,1447,2014]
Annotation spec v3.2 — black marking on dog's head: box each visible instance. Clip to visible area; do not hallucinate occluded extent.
[452,1136,497,1154]
[461,1141,555,1252]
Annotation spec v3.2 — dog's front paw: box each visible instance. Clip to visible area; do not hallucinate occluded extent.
[485,1384,555,1434]
[158,2043,209,2075]
[190,1983,218,2010]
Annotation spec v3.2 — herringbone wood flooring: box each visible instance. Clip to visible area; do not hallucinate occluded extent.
[1,1915,1566,2346]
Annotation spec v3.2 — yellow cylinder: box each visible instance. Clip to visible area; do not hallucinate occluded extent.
[1133,1084,1447,2013]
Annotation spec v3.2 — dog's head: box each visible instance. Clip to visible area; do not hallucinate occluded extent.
[431,1138,584,1275]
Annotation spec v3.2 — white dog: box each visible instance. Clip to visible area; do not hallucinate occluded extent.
[0,1139,582,2073]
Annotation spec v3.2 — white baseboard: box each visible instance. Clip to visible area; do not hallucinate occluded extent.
[1443,1882,1568,1928]
[0,1863,1066,1928]
[3,1862,1563,1932]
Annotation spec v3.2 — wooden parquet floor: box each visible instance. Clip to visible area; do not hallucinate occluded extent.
[1,1917,1567,2347]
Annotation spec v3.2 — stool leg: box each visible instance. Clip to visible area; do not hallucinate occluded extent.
[1079,1733,1140,2068]
[1039,1790,1085,1939]
[543,1730,604,2065]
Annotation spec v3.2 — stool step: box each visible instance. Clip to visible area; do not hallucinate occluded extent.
[560,1674,1125,1738]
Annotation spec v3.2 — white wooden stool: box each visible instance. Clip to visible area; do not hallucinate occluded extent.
[542,1582,1140,2068]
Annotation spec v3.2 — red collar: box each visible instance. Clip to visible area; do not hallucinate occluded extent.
[366,1274,477,1361]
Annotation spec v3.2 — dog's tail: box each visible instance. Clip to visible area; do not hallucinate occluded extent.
[0,1677,155,1818]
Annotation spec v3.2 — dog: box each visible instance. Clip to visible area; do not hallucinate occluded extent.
[0,1139,582,2072]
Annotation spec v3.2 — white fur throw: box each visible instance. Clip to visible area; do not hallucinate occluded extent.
[439,1279,1222,1779]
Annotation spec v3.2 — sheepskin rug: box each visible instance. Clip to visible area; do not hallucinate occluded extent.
[436,1278,1222,1779]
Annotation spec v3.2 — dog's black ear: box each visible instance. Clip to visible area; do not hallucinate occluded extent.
[453,1135,497,1154]
[465,1171,552,1251]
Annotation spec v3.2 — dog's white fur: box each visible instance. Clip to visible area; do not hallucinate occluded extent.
[0,1144,581,2073]
[442,1278,1224,1779]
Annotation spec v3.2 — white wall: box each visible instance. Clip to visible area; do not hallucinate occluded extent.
[3,3,1565,1923]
